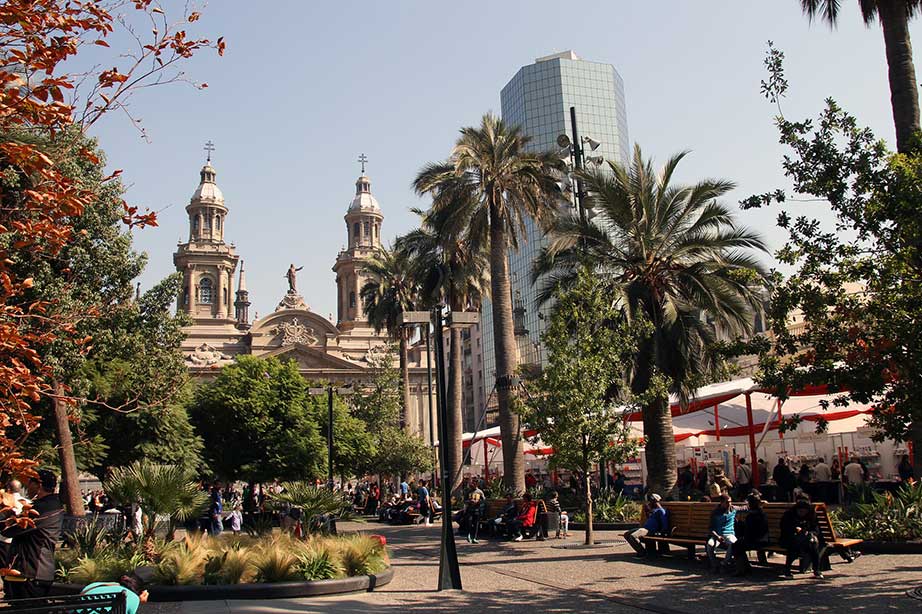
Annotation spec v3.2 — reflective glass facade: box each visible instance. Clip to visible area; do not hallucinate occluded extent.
[481,52,629,410]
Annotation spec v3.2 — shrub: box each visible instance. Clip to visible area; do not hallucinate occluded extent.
[334,534,387,577]
[155,534,211,585]
[297,545,342,581]
[251,535,303,583]
[833,482,922,542]
[571,490,641,524]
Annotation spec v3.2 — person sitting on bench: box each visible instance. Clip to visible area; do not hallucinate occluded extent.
[509,493,537,542]
[780,497,825,579]
[706,494,744,572]
[623,493,668,557]
[730,493,770,576]
[491,494,517,537]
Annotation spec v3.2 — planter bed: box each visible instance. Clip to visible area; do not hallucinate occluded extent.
[50,566,393,602]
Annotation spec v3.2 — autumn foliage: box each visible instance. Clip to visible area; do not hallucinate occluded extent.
[0,1,221,479]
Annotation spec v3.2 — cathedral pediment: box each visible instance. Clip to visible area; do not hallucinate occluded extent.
[249,308,340,352]
[260,344,364,371]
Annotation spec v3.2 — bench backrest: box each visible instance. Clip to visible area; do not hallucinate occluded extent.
[642,501,836,542]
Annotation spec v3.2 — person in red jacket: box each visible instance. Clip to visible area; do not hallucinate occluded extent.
[509,493,538,542]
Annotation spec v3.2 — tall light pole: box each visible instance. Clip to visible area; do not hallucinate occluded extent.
[309,383,354,491]
[400,308,477,591]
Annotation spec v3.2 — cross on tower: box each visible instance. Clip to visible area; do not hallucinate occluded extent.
[358,153,368,174]
[204,140,215,162]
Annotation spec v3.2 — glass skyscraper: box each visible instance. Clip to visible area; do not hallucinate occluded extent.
[481,51,630,420]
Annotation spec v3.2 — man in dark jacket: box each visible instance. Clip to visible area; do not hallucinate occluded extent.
[780,498,824,579]
[2,469,64,599]
[730,493,770,576]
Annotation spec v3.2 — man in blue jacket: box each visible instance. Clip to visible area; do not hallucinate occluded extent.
[706,493,746,571]
[623,493,668,556]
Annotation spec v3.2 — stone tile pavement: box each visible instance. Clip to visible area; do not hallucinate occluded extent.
[143,521,922,613]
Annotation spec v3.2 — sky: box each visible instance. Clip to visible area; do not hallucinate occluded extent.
[81,1,922,321]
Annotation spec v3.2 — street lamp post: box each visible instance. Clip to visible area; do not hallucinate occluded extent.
[400,307,477,591]
[309,383,354,491]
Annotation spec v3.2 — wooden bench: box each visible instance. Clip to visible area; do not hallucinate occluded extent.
[639,501,861,568]
[2,592,127,613]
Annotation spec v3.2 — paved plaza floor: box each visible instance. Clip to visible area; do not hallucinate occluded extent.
[146,521,922,613]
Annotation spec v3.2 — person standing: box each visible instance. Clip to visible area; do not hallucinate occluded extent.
[464,483,485,543]
[0,480,27,567]
[417,480,431,527]
[1,470,64,599]
[843,457,865,486]
[830,458,841,481]
[735,459,752,499]
[813,458,832,482]
[209,481,223,536]
[696,465,709,494]
[773,458,796,502]
[897,455,915,481]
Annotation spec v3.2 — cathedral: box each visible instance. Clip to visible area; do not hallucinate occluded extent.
[171,155,434,442]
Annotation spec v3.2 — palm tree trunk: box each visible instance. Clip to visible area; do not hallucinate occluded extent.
[52,380,85,517]
[489,212,525,495]
[398,328,411,430]
[878,0,920,153]
[446,312,464,494]
[643,395,677,495]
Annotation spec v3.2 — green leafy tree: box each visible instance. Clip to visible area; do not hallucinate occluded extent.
[360,246,419,429]
[312,386,375,484]
[350,347,431,479]
[414,113,565,494]
[799,0,921,153]
[534,146,768,494]
[8,129,193,513]
[398,210,489,492]
[189,356,325,482]
[750,45,922,479]
[521,269,642,545]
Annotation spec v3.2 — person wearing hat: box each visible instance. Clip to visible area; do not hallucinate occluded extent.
[623,494,668,556]
[1,469,64,598]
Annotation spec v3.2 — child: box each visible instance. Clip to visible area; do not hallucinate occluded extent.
[229,504,243,535]
[546,491,569,538]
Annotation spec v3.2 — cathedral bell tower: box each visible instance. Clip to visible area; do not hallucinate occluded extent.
[173,147,240,327]
[333,156,384,331]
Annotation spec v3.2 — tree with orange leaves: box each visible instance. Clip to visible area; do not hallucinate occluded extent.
[0,0,222,512]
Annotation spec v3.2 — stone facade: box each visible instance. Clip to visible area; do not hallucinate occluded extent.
[172,159,434,443]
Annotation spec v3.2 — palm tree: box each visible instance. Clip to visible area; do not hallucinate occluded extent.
[534,145,768,494]
[801,0,921,152]
[103,461,208,552]
[398,209,489,493]
[361,246,419,429]
[413,113,564,494]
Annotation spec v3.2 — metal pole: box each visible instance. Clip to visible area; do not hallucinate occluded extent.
[425,326,437,488]
[570,106,587,226]
[433,307,461,590]
[714,404,721,441]
[328,386,334,491]
[745,393,759,489]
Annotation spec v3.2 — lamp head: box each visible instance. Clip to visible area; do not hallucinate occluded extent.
[583,136,602,151]
[556,134,571,149]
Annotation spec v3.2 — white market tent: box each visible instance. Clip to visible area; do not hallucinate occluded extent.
[458,377,908,485]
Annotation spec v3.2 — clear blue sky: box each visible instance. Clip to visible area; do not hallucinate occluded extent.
[84,1,921,320]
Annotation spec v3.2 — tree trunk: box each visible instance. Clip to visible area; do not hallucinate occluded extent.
[51,380,84,517]
[489,212,525,495]
[911,420,922,484]
[643,395,677,496]
[398,328,411,430]
[878,0,920,153]
[583,465,593,546]
[446,314,464,494]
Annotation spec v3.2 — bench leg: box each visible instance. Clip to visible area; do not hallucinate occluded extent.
[757,550,768,565]
[687,545,696,560]
[819,546,832,572]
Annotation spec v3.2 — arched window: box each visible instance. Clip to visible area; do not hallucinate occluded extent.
[216,215,222,232]
[363,222,370,243]
[199,278,213,304]
[353,222,360,242]
[349,291,356,309]
[192,216,200,233]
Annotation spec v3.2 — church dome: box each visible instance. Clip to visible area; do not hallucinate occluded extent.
[192,162,224,203]
[348,175,380,212]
